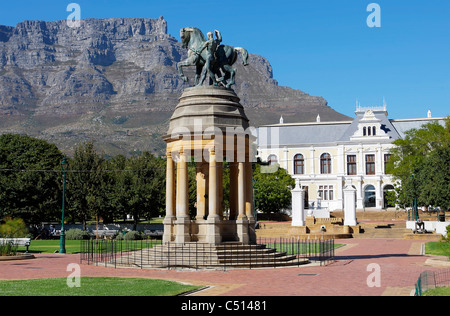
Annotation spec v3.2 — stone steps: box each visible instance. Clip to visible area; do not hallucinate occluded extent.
[113,242,308,269]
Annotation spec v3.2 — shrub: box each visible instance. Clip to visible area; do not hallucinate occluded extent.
[66,228,90,240]
[0,240,18,256]
[0,217,28,238]
[123,231,142,240]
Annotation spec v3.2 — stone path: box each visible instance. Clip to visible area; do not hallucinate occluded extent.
[0,238,447,296]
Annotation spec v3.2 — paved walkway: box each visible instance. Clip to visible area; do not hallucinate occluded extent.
[0,238,447,296]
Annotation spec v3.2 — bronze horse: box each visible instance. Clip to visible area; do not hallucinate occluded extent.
[177,27,249,89]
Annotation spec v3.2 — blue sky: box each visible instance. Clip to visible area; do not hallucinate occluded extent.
[1,0,449,119]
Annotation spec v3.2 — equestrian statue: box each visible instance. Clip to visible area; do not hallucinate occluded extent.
[177,27,249,89]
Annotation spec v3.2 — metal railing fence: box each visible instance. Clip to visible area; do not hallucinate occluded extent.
[415,269,450,296]
[79,237,335,270]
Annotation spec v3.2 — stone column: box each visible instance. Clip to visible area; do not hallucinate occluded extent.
[245,160,256,243]
[196,162,207,220]
[376,177,383,209]
[163,151,175,243]
[229,162,238,220]
[356,177,363,209]
[236,160,249,244]
[291,179,305,226]
[206,148,221,244]
[175,149,190,243]
[237,161,247,220]
[344,185,357,226]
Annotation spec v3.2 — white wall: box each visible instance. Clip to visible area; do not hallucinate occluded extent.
[406,221,450,237]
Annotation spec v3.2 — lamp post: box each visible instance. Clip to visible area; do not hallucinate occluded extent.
[410,174,418,222]
[59,157,69,254]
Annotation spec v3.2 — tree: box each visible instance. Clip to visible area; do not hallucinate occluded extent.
[388,117,450,210]
[110,152,166,229]
[0,134,63,223]
[253,164,294,215]
[66,141,107,230]
[416,146,450,210]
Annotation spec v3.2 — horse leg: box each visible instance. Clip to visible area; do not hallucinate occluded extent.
[177,61,189,82]
[195,64,202,86]
[177,55,197,82]
[222,64,236,88]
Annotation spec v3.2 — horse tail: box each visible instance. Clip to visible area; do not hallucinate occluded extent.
[235,47,249,66]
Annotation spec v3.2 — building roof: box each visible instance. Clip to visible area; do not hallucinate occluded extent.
[257,107,446,148]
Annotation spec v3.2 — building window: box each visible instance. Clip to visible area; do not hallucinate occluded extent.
[347,155,357,175]
[364,185,376,207]
[363,127,367,136]
[267,154,278,166]
[365,154,375,175]
[320,153,331,174]
[383,184,395,208]
[318,185,334,200]
[372,126,376,136]
[384,154,392,174]
[293,154,304,174]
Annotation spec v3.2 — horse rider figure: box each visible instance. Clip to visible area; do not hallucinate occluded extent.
[193,30,222,86]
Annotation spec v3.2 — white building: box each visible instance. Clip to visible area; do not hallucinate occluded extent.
[257,105,445,211]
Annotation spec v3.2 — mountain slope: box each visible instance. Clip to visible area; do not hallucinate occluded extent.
[0,17,350,156]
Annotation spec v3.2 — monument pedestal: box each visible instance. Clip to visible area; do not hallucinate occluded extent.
[206,216,222,244]
[175,216,191,244]
[162,216,175,243]
[163,86,255,245]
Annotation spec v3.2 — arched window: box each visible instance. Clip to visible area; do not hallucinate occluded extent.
[363,127,367,136]
[293,154,304,174]
[364,185,376,207]
[372,126,376,136]
[320,153,331,174]
[267,154,278,166]
[383,185,395,208]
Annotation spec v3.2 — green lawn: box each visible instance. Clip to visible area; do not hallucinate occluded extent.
[19,240,82,254]
[425,241,450,259]
[0,277,202,296]
[423,286,450,296]
[19,239,162,254]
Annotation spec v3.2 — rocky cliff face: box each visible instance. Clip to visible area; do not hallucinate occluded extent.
[0,17,349,156]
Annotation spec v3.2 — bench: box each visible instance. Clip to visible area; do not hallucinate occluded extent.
[0,238,31,253]
[143,230,163,238]
[92,230,118,239]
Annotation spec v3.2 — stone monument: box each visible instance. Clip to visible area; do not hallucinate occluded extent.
[162,27,255,245]
[289,181,360,238]
[343,185,357,226]
[291,179,305,226]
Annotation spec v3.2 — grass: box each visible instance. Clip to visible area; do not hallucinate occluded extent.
[423,286,450,296]
[17,239,162,254]
[0,277,202,296]
[425,241,450,259]
[19,240,83,254]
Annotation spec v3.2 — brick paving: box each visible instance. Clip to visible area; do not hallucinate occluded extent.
[0,238,446,296]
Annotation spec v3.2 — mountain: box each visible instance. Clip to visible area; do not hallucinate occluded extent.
[0,17,350,156]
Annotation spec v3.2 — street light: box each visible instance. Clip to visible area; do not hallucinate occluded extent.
[410,174,418,222]
[59,157,69,254]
